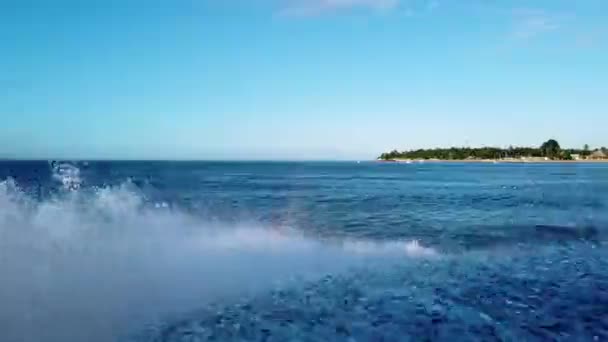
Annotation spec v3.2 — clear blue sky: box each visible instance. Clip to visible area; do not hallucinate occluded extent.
[1,0,606,160]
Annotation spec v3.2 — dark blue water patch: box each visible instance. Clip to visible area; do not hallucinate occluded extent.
[131,243,608,342]
[444,224,601,251]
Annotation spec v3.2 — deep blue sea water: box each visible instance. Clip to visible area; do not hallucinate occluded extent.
[1,161,607,341]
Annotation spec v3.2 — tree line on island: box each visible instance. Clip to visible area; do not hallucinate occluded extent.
[379,140,608,161]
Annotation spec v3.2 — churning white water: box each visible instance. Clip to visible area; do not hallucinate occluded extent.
[0,171,437,342]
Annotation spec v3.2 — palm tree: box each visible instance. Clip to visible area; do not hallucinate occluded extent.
[583,144,590,157]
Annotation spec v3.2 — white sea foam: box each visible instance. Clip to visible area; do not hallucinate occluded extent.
[0,173,437,342]
[50,161,82,190]
[341,239,438,257]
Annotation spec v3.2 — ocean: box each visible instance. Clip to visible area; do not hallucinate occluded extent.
[1,160,607,341]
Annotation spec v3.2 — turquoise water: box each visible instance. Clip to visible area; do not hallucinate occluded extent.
[1,161,607,341]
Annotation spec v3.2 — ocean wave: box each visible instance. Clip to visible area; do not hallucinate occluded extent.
[0,174,437,342]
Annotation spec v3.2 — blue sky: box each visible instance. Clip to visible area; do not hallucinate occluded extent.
[1,0,606,160]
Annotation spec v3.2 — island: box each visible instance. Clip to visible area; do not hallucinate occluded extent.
[379,139,608,162]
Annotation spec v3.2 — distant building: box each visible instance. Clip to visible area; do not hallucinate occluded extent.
[571,154,581,160]
[589,150,608,160]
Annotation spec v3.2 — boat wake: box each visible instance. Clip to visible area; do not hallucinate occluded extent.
[0,165,437,342]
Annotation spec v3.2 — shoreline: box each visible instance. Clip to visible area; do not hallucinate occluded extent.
[379,158,608,163]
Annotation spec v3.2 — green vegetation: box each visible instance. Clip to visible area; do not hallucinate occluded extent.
[540,139,560,159]
[379,140,594,161]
